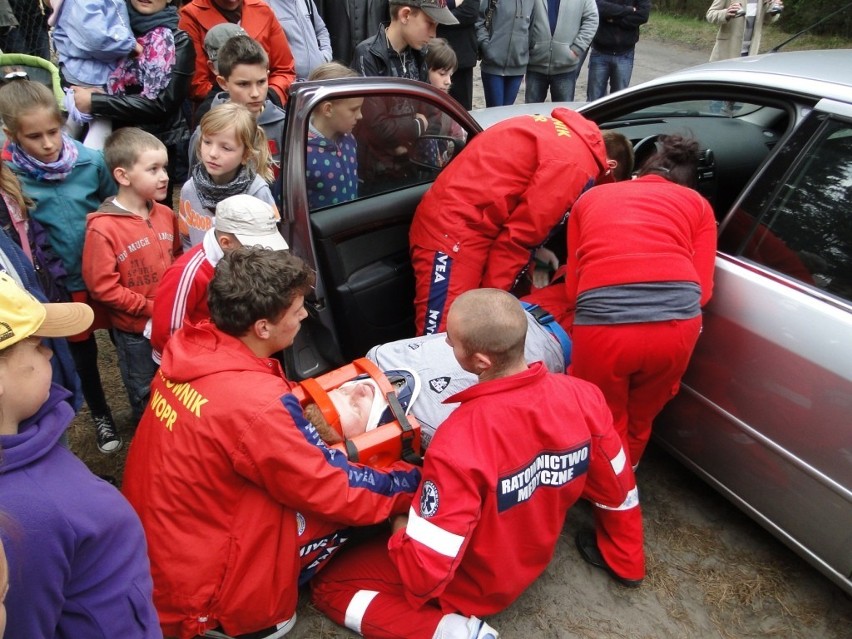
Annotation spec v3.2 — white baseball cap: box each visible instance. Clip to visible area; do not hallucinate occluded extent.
[215,194,289,251]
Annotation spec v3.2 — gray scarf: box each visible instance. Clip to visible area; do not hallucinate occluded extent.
[191,162,255,211]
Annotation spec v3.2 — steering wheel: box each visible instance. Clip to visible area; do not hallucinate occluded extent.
[631,134,660,176]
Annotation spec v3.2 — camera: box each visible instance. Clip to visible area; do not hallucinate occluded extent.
[767,1,783,15]
[732,9,745,17]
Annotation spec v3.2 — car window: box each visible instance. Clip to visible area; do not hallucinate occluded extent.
[304,93,469,211]
[720,116,852,302]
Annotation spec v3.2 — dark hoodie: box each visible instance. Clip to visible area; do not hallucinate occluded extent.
[0,384,160,638]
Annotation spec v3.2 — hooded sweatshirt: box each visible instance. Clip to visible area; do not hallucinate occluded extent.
[0,385,160,639]
[122,321,421,638]
[82,198,182,332]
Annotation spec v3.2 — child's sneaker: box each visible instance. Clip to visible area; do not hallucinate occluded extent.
[94,414,122,454]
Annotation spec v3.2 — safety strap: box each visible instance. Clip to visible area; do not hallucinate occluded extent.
[387,390,423,466]
[521,302,572,366]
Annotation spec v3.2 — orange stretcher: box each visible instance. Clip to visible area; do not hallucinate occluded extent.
[292,358,423,468]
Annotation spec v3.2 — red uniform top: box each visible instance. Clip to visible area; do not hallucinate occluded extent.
[149,238,217,361]
[123,321,421,639]
[387,362,639,615]
[82,199,181,333]
[565,174,717,313]
[179,0,296,104]
[409,108,612,291]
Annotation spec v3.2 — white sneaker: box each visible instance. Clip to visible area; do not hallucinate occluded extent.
[466,616,499,639]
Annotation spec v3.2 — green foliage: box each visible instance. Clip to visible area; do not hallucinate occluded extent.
[650,0,852,39]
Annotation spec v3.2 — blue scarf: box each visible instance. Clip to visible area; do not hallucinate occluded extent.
[9,133,80,182]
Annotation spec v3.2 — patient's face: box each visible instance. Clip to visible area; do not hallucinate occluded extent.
[329,382,375,439]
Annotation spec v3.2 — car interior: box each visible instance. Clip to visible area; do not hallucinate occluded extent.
[289,87,802,380]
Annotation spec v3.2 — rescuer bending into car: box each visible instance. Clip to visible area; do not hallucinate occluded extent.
[564,134,717,468]
[408,110,633,335]
[310,289,644,639]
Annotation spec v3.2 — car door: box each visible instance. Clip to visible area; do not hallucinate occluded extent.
[655,103,852,595]
[279,77,481,381]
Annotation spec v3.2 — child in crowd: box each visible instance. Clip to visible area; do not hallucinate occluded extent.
[193,22,247,123]
[82,128,182,426]
[0,273,161,638]
[0,78,121,454]
[1,158,82,410]
[150,193,288,362]
[306,62,362,209]
[49,0,139,148]
[413,37,466,167]
[188,34,286,196]
[179,101,276,249]
[350,0,457,190]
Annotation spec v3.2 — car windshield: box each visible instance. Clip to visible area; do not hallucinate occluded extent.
[611,99,766,119]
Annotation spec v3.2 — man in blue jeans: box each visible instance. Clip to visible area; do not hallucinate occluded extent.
[586,0,650,101]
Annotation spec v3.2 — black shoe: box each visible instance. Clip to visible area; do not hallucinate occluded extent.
[94,414,123,454]
[575,528,643,588]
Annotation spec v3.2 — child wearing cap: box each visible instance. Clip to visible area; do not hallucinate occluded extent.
[0,272,160,638]
[150,193,288,362]
[351,0,458,191]
[82,127,182,429]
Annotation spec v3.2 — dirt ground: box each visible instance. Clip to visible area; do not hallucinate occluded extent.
[66,35,852,639]
[70,324,851,639]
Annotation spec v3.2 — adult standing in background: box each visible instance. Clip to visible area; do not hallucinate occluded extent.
[267,0,334,81]
[71,0,195,205]
[526,0,598,103]
[586,0,649,101]
[437,0,479,110]
[706,0,782,61]
[317,0,389,64]
[179,0,296,105]
[476,0,536,107]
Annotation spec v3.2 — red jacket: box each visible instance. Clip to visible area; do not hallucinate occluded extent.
[82,199,181,332]
[388,362,640,615]
[565,174,717,312]
[150,236,218,362]
[409,108,611,291]
[123,321,420,639]
[179,0,296,103]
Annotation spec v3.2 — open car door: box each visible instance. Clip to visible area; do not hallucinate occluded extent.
[279,77,481,380]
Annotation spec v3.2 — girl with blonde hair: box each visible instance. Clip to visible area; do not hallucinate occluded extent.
[178,101,277,249]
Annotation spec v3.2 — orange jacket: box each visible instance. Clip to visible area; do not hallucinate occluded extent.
[179,0,296,103]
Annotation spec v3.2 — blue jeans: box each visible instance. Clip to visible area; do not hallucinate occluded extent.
[112,328,158,425]
[586,48,635,101]
[524,70,579,103]
[481,71,524,107]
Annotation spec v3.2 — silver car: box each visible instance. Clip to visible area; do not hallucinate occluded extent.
[279,49,852,595]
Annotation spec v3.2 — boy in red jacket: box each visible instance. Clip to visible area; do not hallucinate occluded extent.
[82,128,182,429]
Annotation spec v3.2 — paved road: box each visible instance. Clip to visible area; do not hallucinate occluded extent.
[471,37,710,109]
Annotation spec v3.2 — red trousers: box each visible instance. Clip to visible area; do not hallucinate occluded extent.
[570,318,702,466]
[311,535,444,639]
[411,247,484,336]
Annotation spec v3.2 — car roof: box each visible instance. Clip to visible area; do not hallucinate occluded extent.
[471,50,852,129]
[610,49,852,104]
